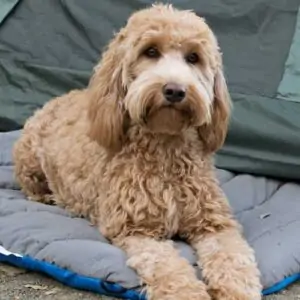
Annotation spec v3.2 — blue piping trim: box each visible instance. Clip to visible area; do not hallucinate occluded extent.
[1,249,299,298]
[262,273,300,295]
[0,251,146,300]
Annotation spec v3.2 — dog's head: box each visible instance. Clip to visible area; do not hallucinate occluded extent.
[88,4,231,153]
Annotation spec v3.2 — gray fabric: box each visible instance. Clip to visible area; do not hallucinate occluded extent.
[277,7,300,103]
[0,0,20,25]
[1,131,300,290]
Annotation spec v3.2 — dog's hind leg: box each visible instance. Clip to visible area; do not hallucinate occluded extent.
[115,236,211,300]
[13,133,53,204]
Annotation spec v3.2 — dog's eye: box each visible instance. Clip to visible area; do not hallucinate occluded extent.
[185,53,199,64]
[144,47,160,58]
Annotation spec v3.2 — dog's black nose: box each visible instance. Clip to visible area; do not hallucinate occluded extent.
[163,83,186,103]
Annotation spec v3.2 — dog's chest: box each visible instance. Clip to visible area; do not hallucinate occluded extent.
[108,147,206,238]
[146,161,201,236]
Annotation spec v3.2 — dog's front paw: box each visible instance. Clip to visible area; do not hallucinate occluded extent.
[194,230,262,300]
[208,282,261,300]
[149,280,211,300]
[206,266,262,300]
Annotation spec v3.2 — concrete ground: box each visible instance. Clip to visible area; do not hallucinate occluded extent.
[0,263,299,300]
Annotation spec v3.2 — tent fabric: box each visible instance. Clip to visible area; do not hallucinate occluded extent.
[1,131,300,298]
[0,0,20,25]
[277,8,300,103]
[0,0,300,179]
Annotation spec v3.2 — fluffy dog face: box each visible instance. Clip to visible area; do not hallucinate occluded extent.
[88,4,231,152]
[123,22,215,135]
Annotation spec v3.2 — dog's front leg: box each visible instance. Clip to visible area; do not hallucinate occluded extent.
[115,236,211,300]
[185,183,262,300]
[191,229,262,300]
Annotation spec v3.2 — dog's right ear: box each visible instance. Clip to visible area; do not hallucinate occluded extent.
[87,29,128,152]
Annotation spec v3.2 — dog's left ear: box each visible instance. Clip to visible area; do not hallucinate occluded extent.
[197,67,232,153]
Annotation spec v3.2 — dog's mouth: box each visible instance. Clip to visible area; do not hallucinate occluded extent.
[144,103,192,119]
[143,101,195,123]
[142,105,193,134]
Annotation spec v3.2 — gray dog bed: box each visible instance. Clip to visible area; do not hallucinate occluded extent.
[1,131,300,299]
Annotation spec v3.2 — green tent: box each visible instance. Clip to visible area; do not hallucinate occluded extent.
[0,0,300,180]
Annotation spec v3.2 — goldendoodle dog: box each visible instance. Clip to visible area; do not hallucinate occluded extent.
[13,4,262,300]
